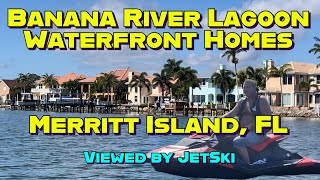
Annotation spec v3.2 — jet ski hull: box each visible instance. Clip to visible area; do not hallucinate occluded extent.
[150,158,320,179]
[147,134,320,179]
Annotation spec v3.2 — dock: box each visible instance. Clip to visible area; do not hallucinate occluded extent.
[6,99,231,116]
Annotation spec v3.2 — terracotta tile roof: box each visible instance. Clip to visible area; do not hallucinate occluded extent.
[146,75,155,81]
[80,68,137,83]
[36,73,86,85]
[57,73,86,84]
[109,68,133,81]
[79,76,98,83]
[1,79,25,88]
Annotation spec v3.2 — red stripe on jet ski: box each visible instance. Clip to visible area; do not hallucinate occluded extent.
[250,134,285,152]
[189,134,210,139]
[152,146,185,152]
[218,163,234,169]
[295,158,319,167]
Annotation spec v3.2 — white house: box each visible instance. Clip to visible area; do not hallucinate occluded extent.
[31,73,86,101]
[189,64,244,106]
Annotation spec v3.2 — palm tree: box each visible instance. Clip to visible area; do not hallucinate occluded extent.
[105,74,119,103]
[211,69,235,104]
[189,78,202,103]
[17,73,28,93]
[152,69,173,103]
[175,67,199,101]
[96,73,119,102]
[163,59,183,79]
[42,73,58,88]
[129,72,151,105]
[259,64,271,96]
[237,69,247,88]
[246,66,265,92]
[115,79,128,103]
[299,79,318,108]
[222,48,247,101]
[95,76,107,99]
[309,37,320,67]
[269,64,293,106]
[163,59,183,97]
[61,79,82,94]
[16,73,40,93]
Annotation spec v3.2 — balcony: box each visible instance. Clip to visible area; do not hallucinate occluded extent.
[31,88,69,94]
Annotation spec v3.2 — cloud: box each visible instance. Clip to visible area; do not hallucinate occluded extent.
[53,0,318,75]
[191,0,319,72]
[202,0,319,37]
[184,48,262,76]
[186,51,219,65]
[55,0,179,72]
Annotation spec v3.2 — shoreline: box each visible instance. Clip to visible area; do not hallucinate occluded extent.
[1,107,319,119]
[271,107,320,118]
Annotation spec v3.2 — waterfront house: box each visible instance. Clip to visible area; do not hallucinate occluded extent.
[127,71,174,105]
[31,73,86,101]
[189,64,244,106]
[79,68,132,102]
[266,60,320,107]
[0,79,25,104]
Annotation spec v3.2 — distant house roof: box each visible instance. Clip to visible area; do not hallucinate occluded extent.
[79,68,136,83]
[1,79,25,88]
[57,73,86,84]
[268,61,320,75]
[287,62,317,74]
[35,73,86,85]
[308,66,320,75]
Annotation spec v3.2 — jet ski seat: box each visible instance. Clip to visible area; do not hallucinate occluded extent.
[249,134,287,152]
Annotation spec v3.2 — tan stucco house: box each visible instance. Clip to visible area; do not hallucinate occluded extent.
[266,60,320,107]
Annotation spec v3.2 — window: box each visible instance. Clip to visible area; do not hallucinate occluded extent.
[283,74,292,85]
[227,94,235,102]
[299,75,304,83]
[217,95,223,103]
[282,94,291,106]
[296,94,304,106]
[201,79,206,85]
[283,74,287,84]
[134,87,138,93]
[315,94,320,104]
[39,84,43,89]
[208,94,214,102]
[317,75,320,84]
[143,96,149,103]
[288,75,292,84]
[192,95,205,103]
[134,96,137,102]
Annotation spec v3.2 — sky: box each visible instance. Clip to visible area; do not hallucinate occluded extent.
[0,0,320,79]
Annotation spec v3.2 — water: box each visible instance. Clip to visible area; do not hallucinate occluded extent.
[0,109,319,180]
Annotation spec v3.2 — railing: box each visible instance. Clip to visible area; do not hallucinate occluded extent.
[315,104,320,115]
[31,88,69,94]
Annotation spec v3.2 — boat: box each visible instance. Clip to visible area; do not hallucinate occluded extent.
[146,133,320,179]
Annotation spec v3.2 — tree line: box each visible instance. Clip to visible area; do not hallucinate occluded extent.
[7,36,320,105]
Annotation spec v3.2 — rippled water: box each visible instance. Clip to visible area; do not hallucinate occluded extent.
[0,109,320,179]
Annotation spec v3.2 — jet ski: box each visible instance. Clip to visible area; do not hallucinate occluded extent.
[146,133,320,179]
